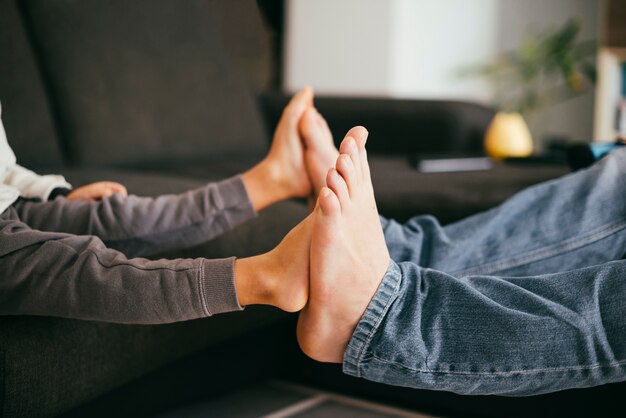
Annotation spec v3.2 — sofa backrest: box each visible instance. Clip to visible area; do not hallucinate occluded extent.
[0,0,66,168]
[261,92,496,155]
[19,0,268,168]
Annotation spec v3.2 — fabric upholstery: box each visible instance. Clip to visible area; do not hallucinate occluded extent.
[0,0,65,167]
[0,167,308,417]
[369,157,570,223]
[0,308,289,417]
[261,92,496,155]
[20,0,268,168]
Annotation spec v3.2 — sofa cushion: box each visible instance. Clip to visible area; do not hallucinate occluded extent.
[21,0,268,168]
[0,308,291,417]
[0,0,66,168]
[369,156,570,224]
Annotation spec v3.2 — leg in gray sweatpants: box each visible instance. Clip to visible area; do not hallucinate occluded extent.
[0,176,255,323]
[14,176,255,258]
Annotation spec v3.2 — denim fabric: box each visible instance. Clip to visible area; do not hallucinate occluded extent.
[344,147,626,396]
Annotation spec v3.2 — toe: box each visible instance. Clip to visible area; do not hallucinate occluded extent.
[339,136,361,176]
[315,110,331,134]
[293,86,314,107]
[339,135,352,154]
[317,187,341,217]
[300,108,336,155]
[315,111,336,150]
[302,86,314,106]
[326,168,350,205]
[335,153,358,192]
[359,143,370,178]
[346,126,368,148]
[348,127,369,178]
[299,108,318,145]
[283,87,314,126]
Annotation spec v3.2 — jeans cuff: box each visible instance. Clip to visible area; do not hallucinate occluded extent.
[343,259,402,377]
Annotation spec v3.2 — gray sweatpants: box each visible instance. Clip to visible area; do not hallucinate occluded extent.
[0,176,256,324]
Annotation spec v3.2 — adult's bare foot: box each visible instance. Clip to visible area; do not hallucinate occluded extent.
[234,215,312,312]
[297,127,390,362]
[299,107,339,196]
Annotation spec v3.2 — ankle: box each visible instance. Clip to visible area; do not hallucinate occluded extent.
[262,159,292,200]
[242,161,290,212]
[234,254,276,307]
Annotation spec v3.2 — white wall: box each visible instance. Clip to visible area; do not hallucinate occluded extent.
[387,0,499,101]
[284,0,393,96]
[284,0,498,100]
[284,0,600,144]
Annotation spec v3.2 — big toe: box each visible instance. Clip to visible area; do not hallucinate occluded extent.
[346,126,368,149]
[300,108,335,152]
[299,108,318,142]
[340,128,370,181]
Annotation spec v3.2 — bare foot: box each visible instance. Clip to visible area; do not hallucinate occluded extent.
[299,107,339,196]
[234,215,312,312]
[242,87,314,211]
[297,127,390,362]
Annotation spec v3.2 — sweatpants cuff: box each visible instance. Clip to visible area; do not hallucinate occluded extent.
[199,257,244,316]
[343,260,402,377]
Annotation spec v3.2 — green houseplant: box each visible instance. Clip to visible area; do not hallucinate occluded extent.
[464,19,596,157]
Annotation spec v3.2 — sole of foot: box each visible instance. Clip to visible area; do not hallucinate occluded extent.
[297,127,390,363]
[299,107,340,197]
[236,215,312,312]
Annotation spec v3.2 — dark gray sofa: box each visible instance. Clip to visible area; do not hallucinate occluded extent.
[0,1,308,416]
[2,1,619,417]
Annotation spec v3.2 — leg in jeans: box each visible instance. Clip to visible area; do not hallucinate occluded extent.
[344,259,626,396]
[297,130,626,396]
[380,146,626,275]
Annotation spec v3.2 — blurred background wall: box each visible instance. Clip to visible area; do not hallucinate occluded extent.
[283,0,600,147]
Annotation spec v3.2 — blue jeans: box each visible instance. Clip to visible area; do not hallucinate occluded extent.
[343,147,626,396]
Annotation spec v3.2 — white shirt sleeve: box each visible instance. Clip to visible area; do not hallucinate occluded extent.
[4,164,72,201]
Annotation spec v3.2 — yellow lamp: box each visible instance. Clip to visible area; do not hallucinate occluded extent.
[484,112,533,159]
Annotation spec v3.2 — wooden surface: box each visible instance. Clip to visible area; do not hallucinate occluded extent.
[604,0,626,48]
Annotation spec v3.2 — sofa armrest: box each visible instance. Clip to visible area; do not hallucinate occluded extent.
[259,91,496,155]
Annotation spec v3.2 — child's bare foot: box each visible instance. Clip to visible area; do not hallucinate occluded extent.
[297,128,390,362]
[242,87,314,211]
[234,215,312,312]
[299,107,339,196]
